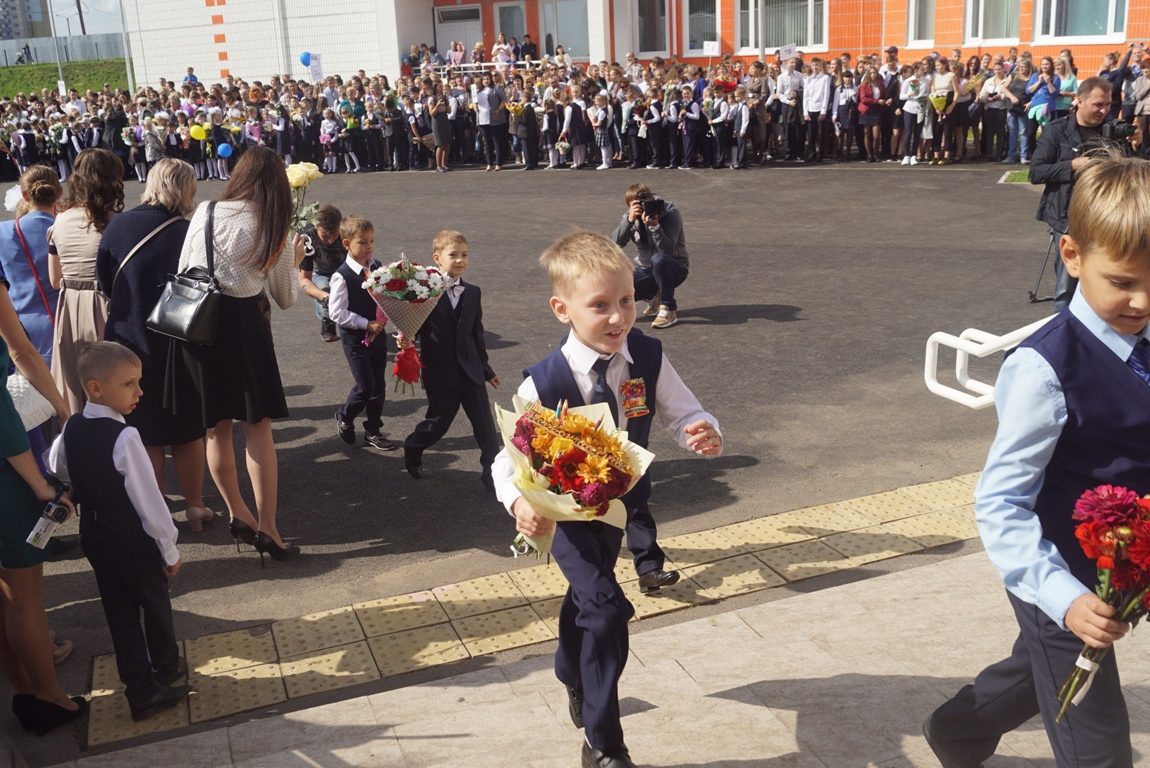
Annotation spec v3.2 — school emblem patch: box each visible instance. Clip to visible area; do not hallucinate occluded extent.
[620,377,650,419]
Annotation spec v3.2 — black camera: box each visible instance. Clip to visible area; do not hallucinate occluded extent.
[1101,120,1137,141]
[636,192,667,218]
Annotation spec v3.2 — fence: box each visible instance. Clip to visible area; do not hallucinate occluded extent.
[0,34,124,68]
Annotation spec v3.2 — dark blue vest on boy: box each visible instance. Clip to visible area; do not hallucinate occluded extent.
[1014,311,1150,587]
[525,329,662,509]
[63,415,149,544]
[335,260,381,338]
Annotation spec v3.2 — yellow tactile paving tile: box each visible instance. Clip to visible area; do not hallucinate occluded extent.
[780,504,877,536]
[613,555,641,584]
[877,511,980,548]
[189,663,286,723]
[90,653,122,698]
[432,572,529,620]
[821,527,926,565]
[660,528,750,567]
[622,576,714,619]
[682,554,786,599]
[508,562,570,602]
[531,597,564,636]
[87,684,189,747]
[755,539,852,582]
[837,490,935,524]
[272,606,365,659]
[715,515,814,552]
[186,625,277,675]
[280,640,380,699]
[366,623,470,678]
[354,591,450,638]
[452,605,556,656]
[897,479,975,508]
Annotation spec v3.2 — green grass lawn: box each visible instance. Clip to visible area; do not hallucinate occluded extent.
[0,59,128,97]
[1002,169,1030,183]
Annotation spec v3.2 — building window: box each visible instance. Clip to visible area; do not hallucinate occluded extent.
[762,0,825,49]
[909,0,935,43]
[637,0,667,53]
[1036,0,1125,38]
[737,0,757,49]
[685,0,718,51]
[967,0,1020,41]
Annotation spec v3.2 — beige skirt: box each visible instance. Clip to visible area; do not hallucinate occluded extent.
[51,282,109,414]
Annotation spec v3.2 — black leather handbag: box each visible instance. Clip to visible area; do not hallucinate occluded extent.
[146,201,221,345]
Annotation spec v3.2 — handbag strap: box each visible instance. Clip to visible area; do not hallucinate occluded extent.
[204,201,216,278]
[111,215,184,291]
[12,216,55,324]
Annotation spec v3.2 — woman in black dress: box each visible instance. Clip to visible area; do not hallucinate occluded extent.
[97,158,213,533]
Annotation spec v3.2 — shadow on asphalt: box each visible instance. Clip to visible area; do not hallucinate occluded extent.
[674,304,804,326]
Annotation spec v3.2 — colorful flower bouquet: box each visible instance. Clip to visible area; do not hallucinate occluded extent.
[285,161,323,234]
[362,254,446,389]
[1056,485,1150,721]
[495,396,654,557]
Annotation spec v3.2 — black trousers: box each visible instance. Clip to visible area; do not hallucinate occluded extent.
[806,112,825,159]
[781,104,802,159]
[552,520,633,751]
[625,501,666,575]
[404,382,499,471]
[522,134,540,169]
[339,331,388,434]
[85,538,179,708]
[928,591,1132,767]
[731,134,748,168]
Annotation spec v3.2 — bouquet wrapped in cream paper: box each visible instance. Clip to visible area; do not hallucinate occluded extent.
[496,396,655,556]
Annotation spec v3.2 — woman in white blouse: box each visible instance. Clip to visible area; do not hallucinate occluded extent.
[176,146,305,563]
[491,33,514,73]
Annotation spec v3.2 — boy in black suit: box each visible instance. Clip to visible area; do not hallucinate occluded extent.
[400,230,501,492]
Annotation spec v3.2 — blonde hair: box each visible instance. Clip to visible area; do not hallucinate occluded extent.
[141,158,197,215]
[539,231,632,296]
[339,214,373,240]
[432,229,467,254]
[77,341,141,386]
[19,165,62,209]
[1069,149,1150,266]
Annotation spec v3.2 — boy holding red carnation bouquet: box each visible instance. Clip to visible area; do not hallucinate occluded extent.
[491,232,721,768]
[925,151,1150,767]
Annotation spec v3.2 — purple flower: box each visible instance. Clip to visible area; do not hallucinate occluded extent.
[1073,485,1140,526]
[511,420,534,456]
[577,482,608,508]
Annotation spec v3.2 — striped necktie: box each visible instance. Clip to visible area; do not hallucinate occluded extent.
[591,356,619,425]
[1127,338,1150,387]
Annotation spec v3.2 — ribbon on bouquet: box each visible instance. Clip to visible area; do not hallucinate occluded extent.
[1069,653,1101,706]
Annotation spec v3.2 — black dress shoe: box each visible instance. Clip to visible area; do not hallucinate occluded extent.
[565,685,584,729]
[154,657,187,687]
[581,742,637,768]
[404,447,422,479]
[130,685,191,722]
[638,568,680,594]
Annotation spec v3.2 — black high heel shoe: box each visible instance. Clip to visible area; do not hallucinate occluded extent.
[12,693,33,732]
[26,696,87,736]
[228,519,257,552]
[253,532,298,568]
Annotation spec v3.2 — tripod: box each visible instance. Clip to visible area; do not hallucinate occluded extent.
[1028,229,1057,303]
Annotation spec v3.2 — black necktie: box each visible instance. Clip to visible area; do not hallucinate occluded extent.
[591,356,618,425]
[1128,339,1150,387]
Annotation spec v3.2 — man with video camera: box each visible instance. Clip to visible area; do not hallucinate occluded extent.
[612,183,690,329]
[1030,76,1138,310]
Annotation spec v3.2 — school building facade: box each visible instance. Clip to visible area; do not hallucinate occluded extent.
[120,0,1141,87]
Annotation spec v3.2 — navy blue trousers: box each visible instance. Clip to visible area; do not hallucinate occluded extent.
[625,502,666,576]
[551,519,634,751]
[928,592,1131,767]
[403,383,499,470]
[339,331,387,434]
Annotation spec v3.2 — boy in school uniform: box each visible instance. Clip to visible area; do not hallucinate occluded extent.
[329,215,399,451]
[492,232,722,768]
[924,153,1149,767]
[48,342,191,721]
[400,230,501,491]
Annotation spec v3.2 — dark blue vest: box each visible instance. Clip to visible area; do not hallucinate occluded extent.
[1014,311,1150,586]
[524,329,662,506]
[336,260,380,330]
[63,415,149,543]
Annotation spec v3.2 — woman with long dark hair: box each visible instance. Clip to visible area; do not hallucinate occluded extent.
[173,146,304,563]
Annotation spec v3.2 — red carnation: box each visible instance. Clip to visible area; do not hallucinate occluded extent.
[1074,485,1140,526]
[384,278,407,291]
[1127,520,1150,570]
[1075,520,1118,563]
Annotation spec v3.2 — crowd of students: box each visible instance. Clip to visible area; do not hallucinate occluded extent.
[1,40,1147,181]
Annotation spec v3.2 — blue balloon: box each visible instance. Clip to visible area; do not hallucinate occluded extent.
[217,143,233,158]
[299,52,311,67]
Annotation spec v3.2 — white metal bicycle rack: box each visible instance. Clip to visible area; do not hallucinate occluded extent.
[924,315,1056,410]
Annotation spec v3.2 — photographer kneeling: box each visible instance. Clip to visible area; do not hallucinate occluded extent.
[613,183,690,329]
[1030,76,1137,310]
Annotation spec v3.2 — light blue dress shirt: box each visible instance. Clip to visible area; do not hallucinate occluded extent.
[976,289,1150,629]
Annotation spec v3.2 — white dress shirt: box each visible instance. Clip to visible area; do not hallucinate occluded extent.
[493,331,722,515]
[47,403,180,566]
[803,72,833,114]
[327,254,375,331]
[444,277,465,309]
